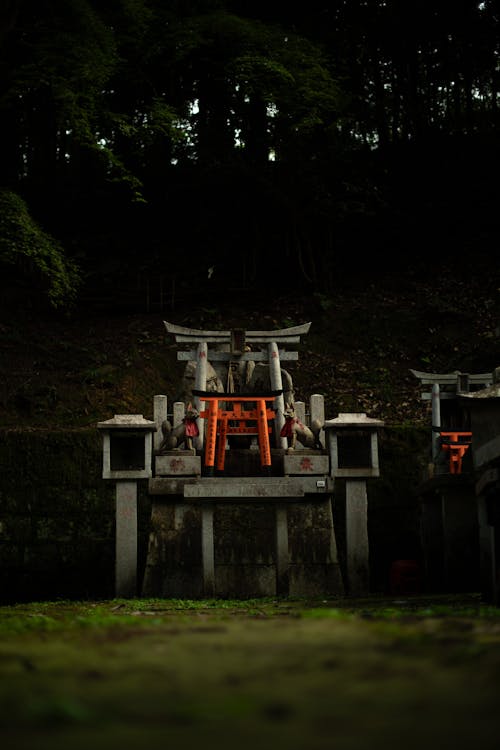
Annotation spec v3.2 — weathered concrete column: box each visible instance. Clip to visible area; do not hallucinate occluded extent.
[477,494,498,604]
[293,401,306,451]
[173,401,185,428]
[345,479,370,596]
[268,341,286,448]
[153,395,168,453]
[419,497,445,592]
[115,481,138,597]
[441,484,479,592]
[194,342,208,451]
[275,503,289,595]
[310,393,325,447]
[432,383,441,465]
[294,401,306,423]
[201,502,215,596]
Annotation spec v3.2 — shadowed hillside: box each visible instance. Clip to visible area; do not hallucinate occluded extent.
[1,256,498,431]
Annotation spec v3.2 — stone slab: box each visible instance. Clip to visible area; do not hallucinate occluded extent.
[155,453,201,476]
[149,475,333,498]
[283,454,329,476]
[185,477,332,498]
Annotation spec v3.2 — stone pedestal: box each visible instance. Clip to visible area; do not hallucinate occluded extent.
[155,452,201,477]
[115,481,138,597]
[345,479,370,596]
[142,476,344,598]
[418,475,479,593]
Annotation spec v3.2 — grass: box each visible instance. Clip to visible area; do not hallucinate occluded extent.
[1,594,500,750]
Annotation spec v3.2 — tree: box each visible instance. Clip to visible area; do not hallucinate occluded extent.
[0,189,80,308]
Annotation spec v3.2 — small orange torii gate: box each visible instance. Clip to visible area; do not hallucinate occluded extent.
[438,431,473,474]
[411,368,492,474]
[192,390,280,474]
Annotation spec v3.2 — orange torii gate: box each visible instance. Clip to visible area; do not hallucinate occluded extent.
[193,390,280,475]
[437,431,473,475]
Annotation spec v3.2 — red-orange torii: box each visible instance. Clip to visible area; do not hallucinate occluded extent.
[192,390,281,475]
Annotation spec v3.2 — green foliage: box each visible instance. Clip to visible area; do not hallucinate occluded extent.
[7,0,118,129]
[166,10,342,164]
[0,190,81,308]
[0,0,498,291]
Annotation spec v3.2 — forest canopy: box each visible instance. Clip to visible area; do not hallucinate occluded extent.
[0,0,498,307]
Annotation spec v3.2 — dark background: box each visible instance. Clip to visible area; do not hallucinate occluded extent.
[0,1,498,430]
[1,1,499,306]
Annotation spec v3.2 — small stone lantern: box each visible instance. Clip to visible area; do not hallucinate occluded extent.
[97,414,156,597]
[324,413,384,595]
[97,414,156,480]
[324,412,383,479]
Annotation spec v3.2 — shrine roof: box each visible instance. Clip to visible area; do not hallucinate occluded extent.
[164,321,311,344]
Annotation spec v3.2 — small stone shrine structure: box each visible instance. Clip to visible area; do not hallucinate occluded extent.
[324,412,384,595]
[460,366,500,604]
[411,368,493,593]
[98,322,385,598]
[97,414,157,597]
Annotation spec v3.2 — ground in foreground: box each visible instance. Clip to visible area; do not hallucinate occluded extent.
[1,594,499,750]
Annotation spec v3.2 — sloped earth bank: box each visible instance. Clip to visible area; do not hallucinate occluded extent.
[1,261,499,429]
[1,595,500,750]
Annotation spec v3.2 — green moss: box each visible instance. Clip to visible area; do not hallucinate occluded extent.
[1,596,500,750]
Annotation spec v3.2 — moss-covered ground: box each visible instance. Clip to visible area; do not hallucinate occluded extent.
[1,594,500,750]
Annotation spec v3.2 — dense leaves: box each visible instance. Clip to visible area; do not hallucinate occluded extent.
[0,189,80,308]
[0,1,498,307]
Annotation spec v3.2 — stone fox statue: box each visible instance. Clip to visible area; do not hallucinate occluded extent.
[280,404,323,450]
[159,404,199,452]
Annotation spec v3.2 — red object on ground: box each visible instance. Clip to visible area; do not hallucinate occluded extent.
[389,560,421,595]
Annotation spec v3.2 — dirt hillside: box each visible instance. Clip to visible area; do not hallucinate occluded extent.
[1,259,498,430]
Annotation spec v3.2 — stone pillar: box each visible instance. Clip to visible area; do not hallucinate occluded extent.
[477,494,497,604]
[115,481,138,597]
[419,497,445,592]
[294,401,306,451]
[268,341,286,448]
[310,393,325,447]
[173,401,185,428]
[345,479,370,595]
[153,395,168,453]
[194,342,208,451]
[201,503,215,596]
[275,503,289,595]
[441,485,479,592]
[432,383,441,465]
[294,401,306,423]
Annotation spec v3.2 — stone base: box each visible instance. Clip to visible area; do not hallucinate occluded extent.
[141,497,344,598]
